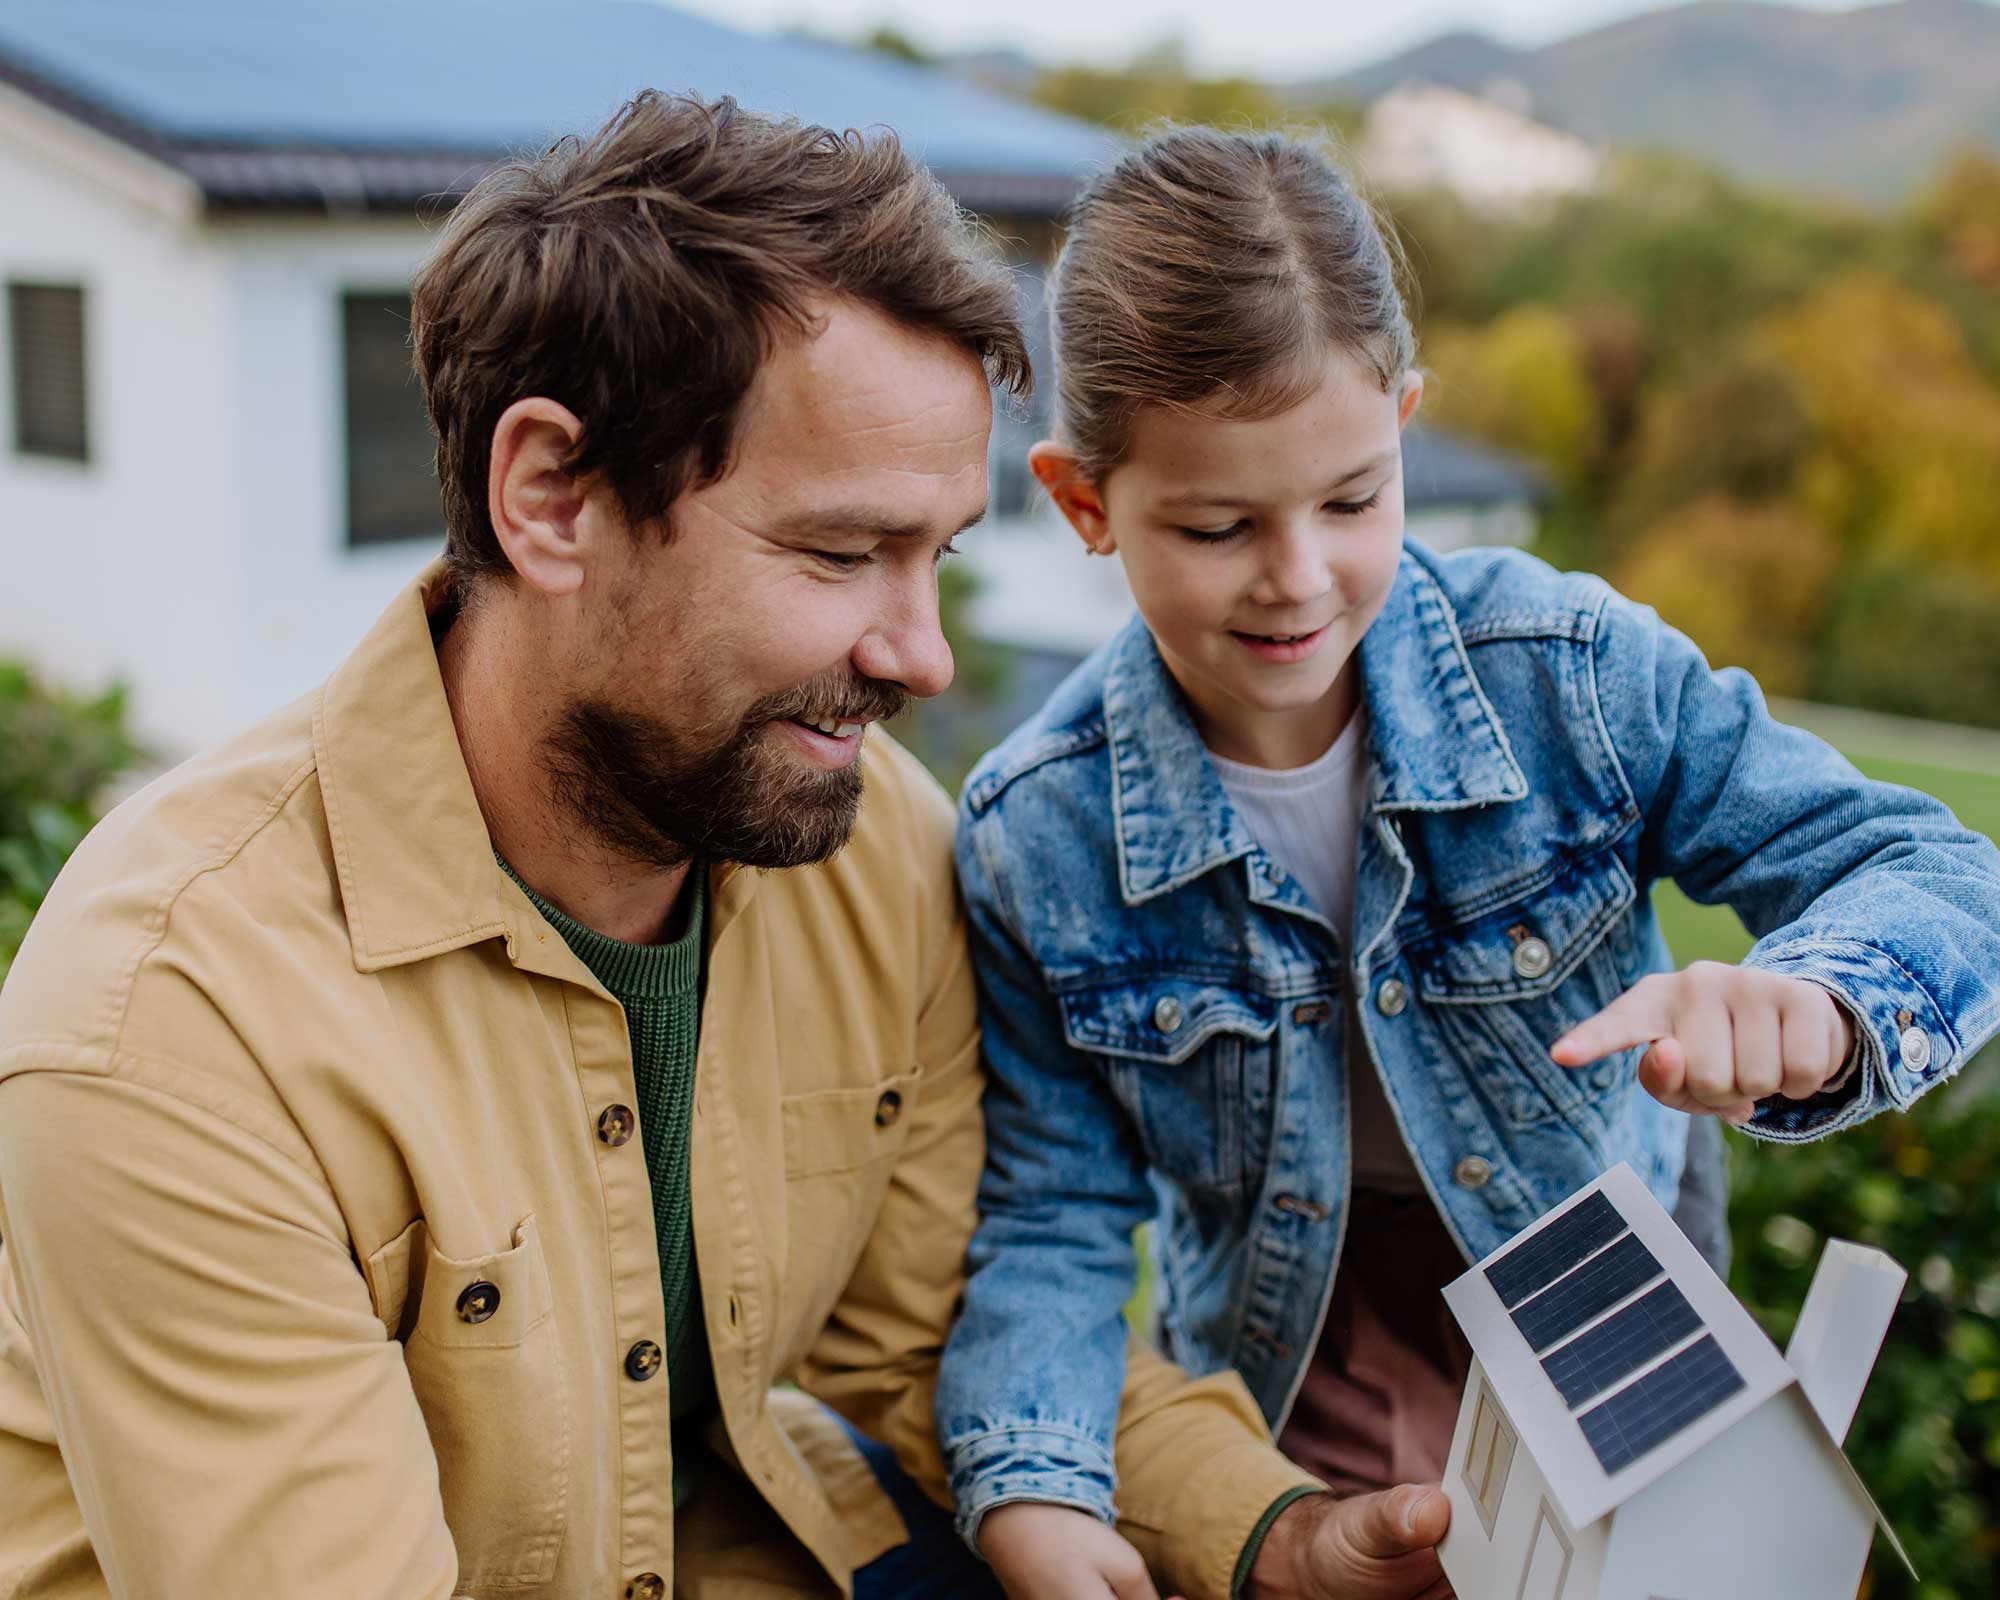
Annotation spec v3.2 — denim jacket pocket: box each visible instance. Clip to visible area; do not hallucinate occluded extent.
[1057,975,1277,1193]
[1414,854,1642,1129]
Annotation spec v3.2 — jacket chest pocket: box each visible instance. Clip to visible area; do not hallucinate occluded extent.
[1058,978,1277,1194]
[1412,856,1642,1130]
[392,1213,569,1591]
[774,1068,922,1361]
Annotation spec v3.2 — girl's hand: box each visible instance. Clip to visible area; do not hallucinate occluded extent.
[1550,962,1854,1123]
[979,1503,1182,1600]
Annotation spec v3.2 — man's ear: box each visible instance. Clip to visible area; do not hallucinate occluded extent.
[1028,440,1118,557]
[1397,369,1425,431]
[488,398,606,598]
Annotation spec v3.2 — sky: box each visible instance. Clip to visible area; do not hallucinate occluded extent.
[668,0,1894,80]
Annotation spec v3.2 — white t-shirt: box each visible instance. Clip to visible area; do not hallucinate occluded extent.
[1212,711,1426,1196]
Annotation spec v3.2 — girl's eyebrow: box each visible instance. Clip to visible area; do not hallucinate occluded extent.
[1152,447,1401,509]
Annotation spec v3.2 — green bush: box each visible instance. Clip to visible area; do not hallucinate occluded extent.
[0,661,142,984]
[1729,1069,2000,1598]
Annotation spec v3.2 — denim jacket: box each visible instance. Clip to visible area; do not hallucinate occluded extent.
[936,541,2000,1539]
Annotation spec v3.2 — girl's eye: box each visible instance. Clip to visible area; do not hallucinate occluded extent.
[1327,490,1383,517]
[1177,520,1250,543]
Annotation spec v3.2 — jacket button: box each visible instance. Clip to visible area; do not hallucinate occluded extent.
[597,1104,636,1147]
[625,1340,663,1381]
[1454,1155,1494,1190]
[1900,1027,1932,1073]
[1511,935,1554,980]
[455,1280,500,1323]
[1152,995,1184,1033]
[874,1089,903,1128]
[626,1575,665,1600]
[1375,979,1409,1018]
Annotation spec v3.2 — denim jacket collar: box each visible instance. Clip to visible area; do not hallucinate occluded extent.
[1102,548,1528,907]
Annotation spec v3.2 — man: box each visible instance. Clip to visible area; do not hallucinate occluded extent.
[0,93,1452,1598]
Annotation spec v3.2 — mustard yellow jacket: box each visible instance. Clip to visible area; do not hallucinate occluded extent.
[0,570,1317,1599]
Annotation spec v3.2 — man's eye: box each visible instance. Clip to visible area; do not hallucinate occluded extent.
[934,538,962,565]
[815,550,874,571]
[1177,520,1249,543]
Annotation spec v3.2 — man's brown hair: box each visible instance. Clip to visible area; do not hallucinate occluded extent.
[411,91,1032,580]
[1046,126,1415,476]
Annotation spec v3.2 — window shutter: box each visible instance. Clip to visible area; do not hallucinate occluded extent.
[9,282,88,462]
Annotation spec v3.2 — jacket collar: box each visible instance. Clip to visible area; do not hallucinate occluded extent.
[1102,547,1526,907]
[313,562,755,977]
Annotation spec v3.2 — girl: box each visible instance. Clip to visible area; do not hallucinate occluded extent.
[936,127,2000,1599]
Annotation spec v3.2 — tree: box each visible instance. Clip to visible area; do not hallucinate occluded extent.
[1421,307,1603,492]
[1615,496,1840,700]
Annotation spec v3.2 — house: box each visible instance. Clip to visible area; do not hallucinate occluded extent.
[0,0,1118,754]
[1360,82,1603,216]
[1438,1162,1911,1600]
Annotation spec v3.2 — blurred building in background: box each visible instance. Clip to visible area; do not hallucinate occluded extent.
[1358,81,1604,216]
[0,0,1122,752]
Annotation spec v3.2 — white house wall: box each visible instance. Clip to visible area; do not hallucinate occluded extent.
[1599,1390,1874,1600]
[0,88,240,753]
[1440,1358,1608,1600]
[215,214,438,754]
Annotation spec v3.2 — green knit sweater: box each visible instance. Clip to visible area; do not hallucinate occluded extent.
[501,857,712,1506]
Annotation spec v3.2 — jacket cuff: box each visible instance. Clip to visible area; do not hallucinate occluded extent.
[948,1423,1118,1549]
[1740,938,1958,1140]
[1136,1441,1326,1600]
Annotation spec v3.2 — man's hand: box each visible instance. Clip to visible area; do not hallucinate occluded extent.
[980,1503,1184,1600]
[1551,962,1854,1122]
[1245,1485,1451,1600]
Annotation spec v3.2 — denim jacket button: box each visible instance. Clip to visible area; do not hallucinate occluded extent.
[1374,978,1409,1018]
[1511,936,1554,980]
[1152,995,1184,1033]
[1900,1026,1933,1073]
[1453,1155,1494,1190]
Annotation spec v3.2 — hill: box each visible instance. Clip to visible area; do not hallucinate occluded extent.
[1297,0,2000,203]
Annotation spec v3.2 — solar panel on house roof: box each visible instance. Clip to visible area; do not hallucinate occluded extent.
[1483,1190,1625,1308]
[1575,1332,1747,1473]
[1509,1232,1664,1353]
[1540,1279,1703,1408]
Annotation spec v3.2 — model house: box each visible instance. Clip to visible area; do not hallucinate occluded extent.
[1438,1162,1911,1600]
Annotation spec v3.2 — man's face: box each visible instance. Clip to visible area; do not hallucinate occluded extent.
[547,299,992,870]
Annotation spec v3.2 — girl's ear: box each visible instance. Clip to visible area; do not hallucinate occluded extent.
[1397,369,1426,430]
[1028,440,1118,557]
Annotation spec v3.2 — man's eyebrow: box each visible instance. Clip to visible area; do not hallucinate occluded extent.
[768,504,989,542]
[1153,448,1402,509]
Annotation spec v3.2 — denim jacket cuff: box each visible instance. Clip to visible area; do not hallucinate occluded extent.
[947,1422,1118,1551]
[1740,937,1959,1140]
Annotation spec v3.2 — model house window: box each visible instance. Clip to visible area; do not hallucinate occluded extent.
[1463,1379,1518,1537]
[9,282,88,461]
[342,291,440,547]
[1516,1500,1573,1600]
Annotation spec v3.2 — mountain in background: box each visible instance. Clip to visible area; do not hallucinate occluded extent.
[1296,0,2000,204]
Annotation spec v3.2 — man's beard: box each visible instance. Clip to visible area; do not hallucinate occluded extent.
[541,672,909,871]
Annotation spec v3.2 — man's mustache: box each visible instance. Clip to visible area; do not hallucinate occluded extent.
[753,674,909,729]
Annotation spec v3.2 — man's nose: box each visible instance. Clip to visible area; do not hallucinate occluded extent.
[852,577,955,701]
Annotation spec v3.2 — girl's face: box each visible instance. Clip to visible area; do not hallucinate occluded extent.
[1034,352,1423,769]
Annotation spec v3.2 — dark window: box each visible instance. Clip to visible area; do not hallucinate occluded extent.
[9,282,88,461]
[342,291,440,547]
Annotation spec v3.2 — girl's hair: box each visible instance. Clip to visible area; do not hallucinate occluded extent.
[1048,126,1415,476]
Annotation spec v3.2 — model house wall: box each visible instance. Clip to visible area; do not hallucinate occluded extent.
[1599,1388,1877,1600]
